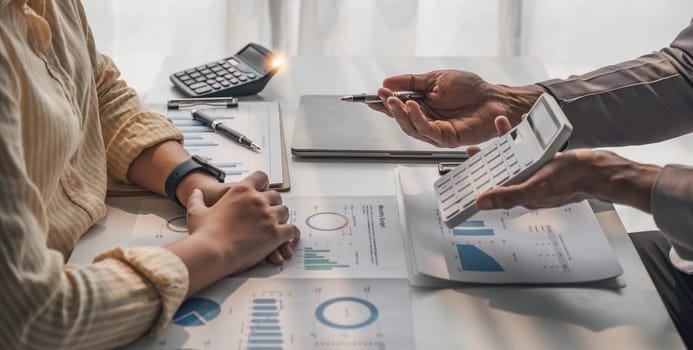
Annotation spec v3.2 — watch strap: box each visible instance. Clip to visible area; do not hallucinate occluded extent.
[164,155,225,206]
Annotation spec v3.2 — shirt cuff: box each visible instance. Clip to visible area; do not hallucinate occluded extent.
[106,112,183,183]
[669,247,693,274]
[93,246,189,334]
[651,164,693,274]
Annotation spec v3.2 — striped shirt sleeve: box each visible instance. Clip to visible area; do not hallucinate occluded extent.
[0,2,190,349]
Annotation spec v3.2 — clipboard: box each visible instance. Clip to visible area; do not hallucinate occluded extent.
[107,98,290,197]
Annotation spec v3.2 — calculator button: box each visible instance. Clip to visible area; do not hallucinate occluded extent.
[215,76,225,82]
[468,156,481,166]
[440,192,455,204]
[211,66,223,72]
[182,79,194,85]
[232,71,242,77]
[211,83,222,89]
[510,163,521,174]
[478,182,494,194]
[195,65,207,71]
[475,176,491,188]
[220,80,230,87]
[458,181,472,192]
[204,79,214,85]
[194,86,212,94]
[174,71,185,77]
[495,171,510,183]
[216,60,226,65]
[470,162,484,175]
[222,63,231,69]
[459,187,474,199]
[436,177,452,189]
[488,161,503,174]
[190,72,201,78]
[204,74,216,79]
[230,78,240,85]
[463,197,476,209]
[188,82,208,90]
[224,74,233,80]
[206,62,218,68]
[485,149,500,161]
[184,68,196,74]
[239,76,248,82]
[179,74,190,81]
[200,69,212,75]
[195,76,206,82]
[228,58,239,66]
[443,197,461,212]
[247,73,257,79]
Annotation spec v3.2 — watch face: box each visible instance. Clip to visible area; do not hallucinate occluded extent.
[191,155,225,182]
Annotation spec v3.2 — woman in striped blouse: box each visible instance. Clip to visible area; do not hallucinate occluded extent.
[0,0,300,348]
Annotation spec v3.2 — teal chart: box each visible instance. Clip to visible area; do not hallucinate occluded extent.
[173,298,221,327]
[397,166,623,284]
[237,196,408,279]
[125,279,415,350]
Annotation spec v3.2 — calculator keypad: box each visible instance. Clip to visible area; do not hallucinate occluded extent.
[435,134,524,225]
[173,58,258,95]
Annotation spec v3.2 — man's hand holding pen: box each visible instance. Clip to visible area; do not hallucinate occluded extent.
[360,70,544,148]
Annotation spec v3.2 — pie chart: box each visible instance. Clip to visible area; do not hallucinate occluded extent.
[172,297,221,327]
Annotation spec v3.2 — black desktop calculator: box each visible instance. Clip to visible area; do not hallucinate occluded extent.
[169,43,281,98]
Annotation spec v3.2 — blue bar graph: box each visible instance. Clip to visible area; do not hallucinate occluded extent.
[302,246,350,271]
[225,170,249,176]
[248,298,282,350]
[458,220,485,227]
[214,162,241,168]
[168,115,192,120]
[453,220,494,236]
[184,141,218,147]
[456,244,504,272]
[173,120,204,127]
[178,126,214,133]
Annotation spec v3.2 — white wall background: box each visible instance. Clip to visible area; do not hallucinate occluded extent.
[82,0,693,93]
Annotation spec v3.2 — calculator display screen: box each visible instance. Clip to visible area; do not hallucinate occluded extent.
[528,99,559,148]
[238,45,271,72]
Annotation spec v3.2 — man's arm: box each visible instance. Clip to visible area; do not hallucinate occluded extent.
[539,23,693,148]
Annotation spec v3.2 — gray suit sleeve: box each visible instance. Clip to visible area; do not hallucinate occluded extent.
[537,23,693,148]
[536,23,693,269]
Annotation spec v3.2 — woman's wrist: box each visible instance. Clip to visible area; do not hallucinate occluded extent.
[176,172,226,207]
[166,233,228,298]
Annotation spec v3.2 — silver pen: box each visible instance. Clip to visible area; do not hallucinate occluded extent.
[340,91,425,104]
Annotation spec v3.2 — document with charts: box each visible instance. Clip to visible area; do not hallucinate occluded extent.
[395,166,623,284]
[125,278,414,350]
[128,196,408,279]
[107,100,289,195]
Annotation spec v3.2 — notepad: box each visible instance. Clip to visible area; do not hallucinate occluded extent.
[107,100,289,195]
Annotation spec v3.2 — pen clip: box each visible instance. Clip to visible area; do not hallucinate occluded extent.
[167,97,239,110]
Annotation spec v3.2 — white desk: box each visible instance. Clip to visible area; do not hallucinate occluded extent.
[76,56,684,349]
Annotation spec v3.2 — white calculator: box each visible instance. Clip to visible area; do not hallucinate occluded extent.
[434,93,573,228]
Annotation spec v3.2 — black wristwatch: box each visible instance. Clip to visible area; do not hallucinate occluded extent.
[164,155,225,206]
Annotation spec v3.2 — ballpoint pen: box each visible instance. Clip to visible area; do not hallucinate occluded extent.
[191,109,261,151]
[340,91,426,104]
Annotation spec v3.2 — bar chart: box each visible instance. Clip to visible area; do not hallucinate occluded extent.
[301,246,350,271]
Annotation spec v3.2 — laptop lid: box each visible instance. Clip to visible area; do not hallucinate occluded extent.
[291,95,468,159]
